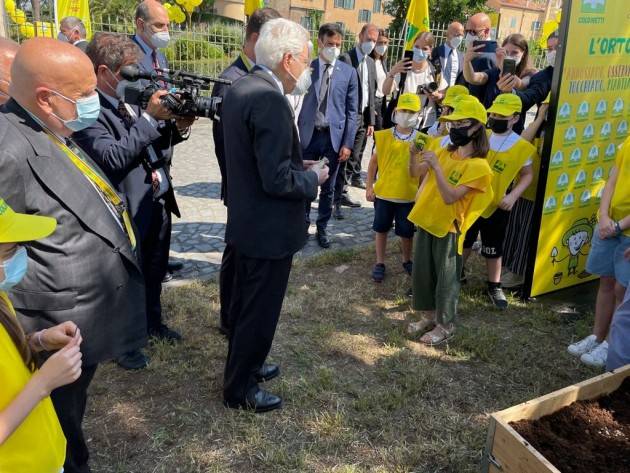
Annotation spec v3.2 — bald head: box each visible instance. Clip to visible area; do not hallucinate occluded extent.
[0,38,19,104]
[135,0,170,49]
[10,38,97,136]
[466,13,492,40]
[359,23,379,49]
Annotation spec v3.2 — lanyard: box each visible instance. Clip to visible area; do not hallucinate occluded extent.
[46,133,137,250]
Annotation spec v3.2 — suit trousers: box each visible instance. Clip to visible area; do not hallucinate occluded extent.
[303,129,341,230]
[223,251,293,403]
[143,200,171,332]
[345,108,369,183]
[50,364,98,473]
[219,242,236,333]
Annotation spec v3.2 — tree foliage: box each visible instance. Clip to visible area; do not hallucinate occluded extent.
[384,0,491,34]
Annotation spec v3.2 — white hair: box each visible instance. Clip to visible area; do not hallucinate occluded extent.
[254,18,310,70]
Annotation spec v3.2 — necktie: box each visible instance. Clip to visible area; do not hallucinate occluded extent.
[117,101,135,128]
[319,63,332,116]
[445,49,454,86]
[151,50,160,70]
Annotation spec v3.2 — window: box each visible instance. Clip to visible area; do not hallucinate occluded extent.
[342,0,355,9]
[510,17,517,28]
[300,16,313,30]
[531,20,541,32]
[373,0,381,13]
[334,0,343,7]
[358,9,371,22]
[336,22,346,33]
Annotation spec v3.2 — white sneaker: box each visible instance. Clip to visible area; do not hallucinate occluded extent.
[567,334,599,357]
[580,341,608,368]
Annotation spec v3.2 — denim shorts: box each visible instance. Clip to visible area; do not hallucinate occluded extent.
[586,226,630,287]
[372,198,415,238]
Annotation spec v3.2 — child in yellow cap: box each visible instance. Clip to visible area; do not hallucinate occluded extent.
[407,96,494,345]
[427,85,470,138]
[0,198,83,473]
[461,93,535,309]
[366,93,423,282]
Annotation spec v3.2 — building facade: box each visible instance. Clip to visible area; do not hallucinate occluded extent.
[486,0,562,41]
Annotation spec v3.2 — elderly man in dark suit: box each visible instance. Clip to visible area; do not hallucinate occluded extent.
[298,22,358,248]
[74,33,193,369]
[222,18,328,412]
[431,21,465,88]
[463,12,496,102]
[58,16,89,52]
[211,7,280,336]
[0,37,146,473]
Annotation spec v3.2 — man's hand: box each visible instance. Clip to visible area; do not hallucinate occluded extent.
[464,43,484,63]
[314,165,329,185]
[367,125,374,137]
[339,146,352,162]
[146,90,173,120]
[499,194,517,211]
[366,186,375,202]
[599,215,617,239]
[497,73,519,93]
[175,116,195,132]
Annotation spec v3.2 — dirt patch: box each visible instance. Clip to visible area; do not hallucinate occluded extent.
[511,378,630,473]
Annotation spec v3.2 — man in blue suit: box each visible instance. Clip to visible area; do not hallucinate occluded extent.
[298,23,359,248]
[74,33,193,369]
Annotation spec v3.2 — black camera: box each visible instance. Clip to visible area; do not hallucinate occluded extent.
[417,82,438,95]
[119,64,231,119]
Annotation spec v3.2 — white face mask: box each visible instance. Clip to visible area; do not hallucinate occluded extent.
[510,54,523,66]
[361,40,376,55]
[375,44,388,56]
[321,46,340,64]
[546,50,556,68]
[465,33,478,47]
[449,35,463,49]
[149,30,170,49]
[395,111,419,129]
[288,60,312,96]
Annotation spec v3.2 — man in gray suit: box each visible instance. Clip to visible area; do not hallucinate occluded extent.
[0,38,146,473]
[58,16,89,52]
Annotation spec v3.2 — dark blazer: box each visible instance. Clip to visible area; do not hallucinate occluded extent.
[339,47,377,126]
[297,58,359,153]
[431,43,465,86]
[211,54,250,201]
[73,92,181,240]
[513,66,554,134]
[0,100,147,366]
[131,34,168,75]
[222,67,319,259]
[466,55,497,102]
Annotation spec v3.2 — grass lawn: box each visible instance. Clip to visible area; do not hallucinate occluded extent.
[85,245,598,473]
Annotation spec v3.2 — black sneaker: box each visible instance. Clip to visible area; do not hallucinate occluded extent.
[487,285,508,309]
[402,260,413,276]
[460,266,467,285]
[372,263,385,283]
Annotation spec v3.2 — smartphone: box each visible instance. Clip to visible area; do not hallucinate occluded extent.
[472,40,497,54]
[312,157,329,171]
[502,57,517,76]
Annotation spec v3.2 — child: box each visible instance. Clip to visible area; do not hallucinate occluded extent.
[0,198,83,472]
[407,96,494,345]
[461,94,535,309]
[366,93,422,282]
[427,85,470,137]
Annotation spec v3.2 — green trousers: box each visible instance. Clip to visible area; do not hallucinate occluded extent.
[412,228,462,326]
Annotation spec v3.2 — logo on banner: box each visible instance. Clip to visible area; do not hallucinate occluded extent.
[562,193,576,211]
[600,122,611,139]
[544,196,558,214]
[612,98,624,117]
[588,145,600,162]
[564,126,578,145]
[592,166,604,183]
[577,101,590,121]
[575,170,587,188]
[556,173,570,191]
[581,0,605,14]
[582,124,595,143]
[558,103,571,122]
[550,150,564,169]
[569,148,582,167]
[617,120,628,138]
[579,190,592,207]
[595,99,607,118]
[604,143,617,160]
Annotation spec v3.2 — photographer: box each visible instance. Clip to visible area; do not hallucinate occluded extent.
[74,33,193,370]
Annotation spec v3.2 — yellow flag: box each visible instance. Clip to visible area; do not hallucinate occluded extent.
[405,0,429,50]
[56,0,92,38]
[244,0,264,17]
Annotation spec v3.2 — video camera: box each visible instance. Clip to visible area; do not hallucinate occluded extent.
[119,64,231,119]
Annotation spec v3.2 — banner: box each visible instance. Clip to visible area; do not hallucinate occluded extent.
[244,0,264,17]
[404,0,429,50]
[55,0,91,38]
[526,0,630,297]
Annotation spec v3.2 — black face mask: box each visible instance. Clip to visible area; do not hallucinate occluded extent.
[487,117,511,134]
[449,125,476,147]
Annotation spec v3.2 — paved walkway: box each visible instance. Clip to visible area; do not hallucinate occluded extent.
[168,119,375,282]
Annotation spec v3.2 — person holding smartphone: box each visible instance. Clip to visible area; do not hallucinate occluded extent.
[463,33,537,108]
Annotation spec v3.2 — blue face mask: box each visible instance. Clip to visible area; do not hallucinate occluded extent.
[0,246,28,291]
[50,90,101,132]
[413,47,428,63]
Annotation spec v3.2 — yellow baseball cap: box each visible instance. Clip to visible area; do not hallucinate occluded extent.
[396,93,421,113]
[439,95,487,124]
[442,85,469,108]
[0,198,57,243]
[487,93,523,117]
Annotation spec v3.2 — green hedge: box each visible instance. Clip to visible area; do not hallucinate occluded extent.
[165,38,224,62]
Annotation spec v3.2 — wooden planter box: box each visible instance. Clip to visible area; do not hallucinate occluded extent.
[481,364,630,473]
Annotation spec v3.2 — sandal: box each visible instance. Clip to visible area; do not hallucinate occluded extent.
[407,317,436,335]
[419,325,454,346]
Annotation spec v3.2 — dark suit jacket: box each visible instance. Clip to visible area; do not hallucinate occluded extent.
[211,54,250,202]
[73,93,181,241]
[466,55,497,102]
[222,67,319,259]
[339,47,377,126]
[513,66,554,134]
[0,100,147,366]
[297,58,358,153]
[431,43,465,86]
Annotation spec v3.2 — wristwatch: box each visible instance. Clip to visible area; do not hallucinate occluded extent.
[614,220,622,236]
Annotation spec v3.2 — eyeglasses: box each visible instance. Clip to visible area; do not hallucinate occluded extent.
[447,120,473,129]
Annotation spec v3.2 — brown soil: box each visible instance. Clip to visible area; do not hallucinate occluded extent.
[511,378,630,473]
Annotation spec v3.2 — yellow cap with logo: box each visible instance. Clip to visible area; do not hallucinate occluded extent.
[0,198,57,243]
[487,93,523,117]
[396,93,421,113]
[442,85,469,108]
[439,95,487,124]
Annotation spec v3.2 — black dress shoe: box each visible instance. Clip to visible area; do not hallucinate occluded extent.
[333,204,345,220]
[117,350,149,370]
[351,178,366,189]
[218,325,230,338]
[149,324,182,343]
[168,260,184,272]
[316,228,331,248]
[255,363,280,382]
[340,194,361,208]
[224,388,283,413]
[162,272,173,283]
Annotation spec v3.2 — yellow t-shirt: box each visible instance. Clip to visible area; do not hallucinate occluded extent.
[610,137,630,237]
[481,132,536,218]
[373,128,419,202]
[0,292,66,473]
[408,147,493,253]
[521,139,542,202]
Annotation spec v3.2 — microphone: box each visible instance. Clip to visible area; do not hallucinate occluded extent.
[119,64,159,82]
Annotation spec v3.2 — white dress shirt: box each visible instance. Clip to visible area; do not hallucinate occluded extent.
[355,46,369,111]
[375,59,387,98]
[443,43,459,87]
